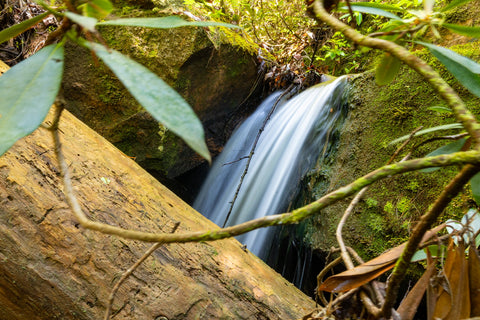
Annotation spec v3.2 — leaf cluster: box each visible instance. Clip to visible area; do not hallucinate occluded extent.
[0,0,240,161]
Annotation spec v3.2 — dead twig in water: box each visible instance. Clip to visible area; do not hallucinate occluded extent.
[222,83,296,227]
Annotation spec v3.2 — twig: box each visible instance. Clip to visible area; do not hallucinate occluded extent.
[222,84,295,227]
[388,126,423,164]
[337,189,367,270]
[53,112,480,244]
[316,256,342,306]
[104,222,180,320]
[368,24,424,38]
[335,126,421,316]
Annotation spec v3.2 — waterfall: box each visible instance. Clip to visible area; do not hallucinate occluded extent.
[194,76,348,261]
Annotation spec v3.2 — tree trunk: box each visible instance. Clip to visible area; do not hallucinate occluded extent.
[0,63,314,319]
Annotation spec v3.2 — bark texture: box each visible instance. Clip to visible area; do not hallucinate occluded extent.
[0,79,314,318]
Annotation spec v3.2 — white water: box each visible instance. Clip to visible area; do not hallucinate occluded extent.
[194,76,348,260]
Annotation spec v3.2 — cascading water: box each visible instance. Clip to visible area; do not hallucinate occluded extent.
[194,76,348,262]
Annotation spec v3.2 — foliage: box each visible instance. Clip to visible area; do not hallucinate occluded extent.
[0,0,246,161]
[2,0,480,319]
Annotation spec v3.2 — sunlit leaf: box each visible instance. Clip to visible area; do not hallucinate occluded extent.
[0,44,64,156]
[79,0,113,20]
[428,105,453,114]
[340,2,404,12]
[389,123,464,145]
[337,4,401,20]
[356,12,363,26]
[98,16,241,29]
[417,41,480,98]
[85,41,211,162]
[443,23,480,38]
[441,0,475,12]
[376,52,402,85]
[420,138,467,173]
[424,0,435,13]
[65,12,98,32]
[0,12,50,45]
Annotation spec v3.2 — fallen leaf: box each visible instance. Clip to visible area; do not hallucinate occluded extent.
[397,250,436,320]
[469,245,480,316]
[318,225,445,293]
[433,239,470,320]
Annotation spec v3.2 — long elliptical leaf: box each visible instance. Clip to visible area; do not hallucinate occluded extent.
[417,41,480,98]
[389,123,463,145]
[0,12,50,45]
[376,52,402,85]
[85,41,211,162]
[420,137,467,173]
[442,23,480,38]
[338,5,401,20]
[98,16,240,29]
[0,43,64,155]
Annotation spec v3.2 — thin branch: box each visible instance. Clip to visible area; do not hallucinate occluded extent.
[367,24,424,38]
[104,222,180,320]
[52,104,480,243]
[381,164,480,318]
[316,256,342,306]
[311,0,480,147]
[337,189,367,270]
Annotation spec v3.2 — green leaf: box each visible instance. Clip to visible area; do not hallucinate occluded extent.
[441,0,475,12]
[79,0,113,20]
[339,2,404,12]
[420,138,467,173]
[412,245,445,262]
[375,53,402,85]
[98,16,241,29]
[443,23,480,38]
[85,41,211,162]
[338,5,401,20]
[0,43,64,156]
[427,106,453,114]
[65,12,98,32]
[471,174,480,205]
[389,123,464,145]
[0,12,50,45]
[417,41,480,98]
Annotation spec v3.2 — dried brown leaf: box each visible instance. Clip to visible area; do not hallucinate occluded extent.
[469,245,480,316]
[318,225,445,293]
[433,240,470,320]
[397,254,436,320]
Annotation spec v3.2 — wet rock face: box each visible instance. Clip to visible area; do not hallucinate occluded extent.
[62,5,259,183]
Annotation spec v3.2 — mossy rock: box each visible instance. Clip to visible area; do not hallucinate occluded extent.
[62,0,260,182]
[305,40,480,259]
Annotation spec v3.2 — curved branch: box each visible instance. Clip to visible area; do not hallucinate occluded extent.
[310,0,480,146]
[52,100,480,243]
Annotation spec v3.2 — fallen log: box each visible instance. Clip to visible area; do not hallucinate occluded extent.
[0,61,315,319]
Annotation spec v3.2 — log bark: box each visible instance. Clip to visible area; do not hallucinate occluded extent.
[0,62,315,319]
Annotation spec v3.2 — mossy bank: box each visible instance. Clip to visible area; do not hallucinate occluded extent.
[304,40,480,258]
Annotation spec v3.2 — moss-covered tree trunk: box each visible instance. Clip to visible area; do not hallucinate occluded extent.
[0,89,314,318]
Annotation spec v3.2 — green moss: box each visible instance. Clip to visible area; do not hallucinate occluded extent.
[307,40,480,260]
